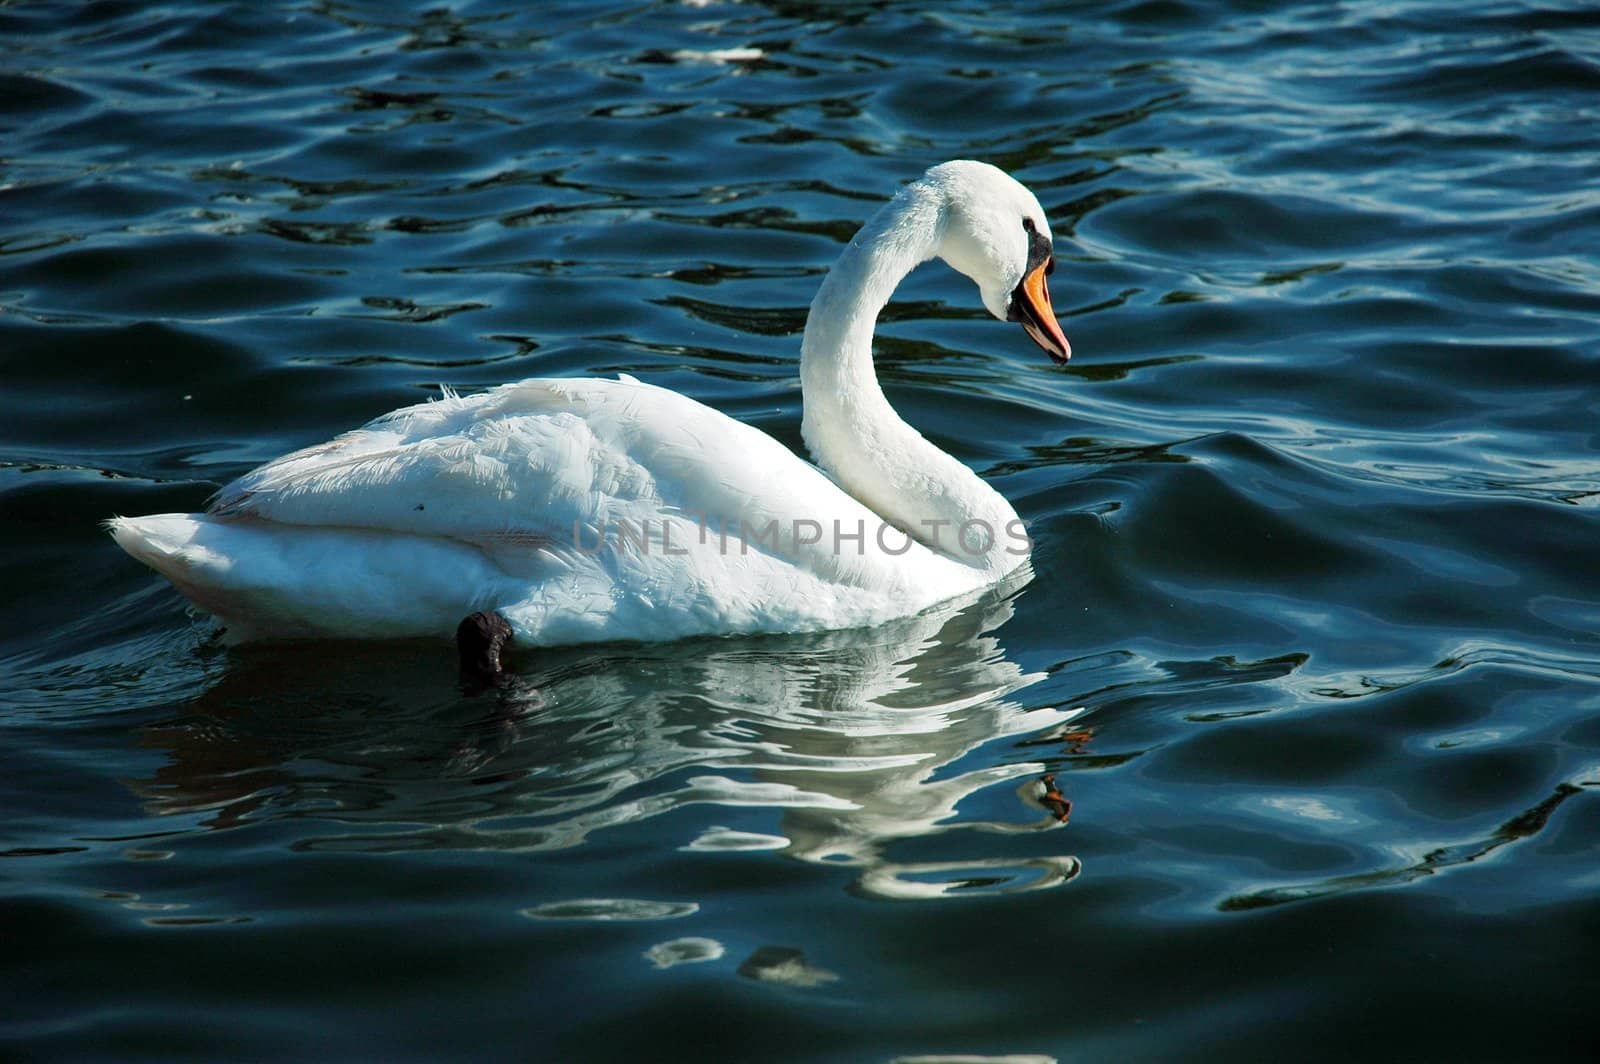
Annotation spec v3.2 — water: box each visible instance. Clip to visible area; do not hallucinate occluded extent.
[3,0,1598,1058]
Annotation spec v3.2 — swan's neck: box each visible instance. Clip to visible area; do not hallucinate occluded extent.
[800,183,1025,574]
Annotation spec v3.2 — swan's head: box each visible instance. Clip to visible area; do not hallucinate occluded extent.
[924,160,1072,364]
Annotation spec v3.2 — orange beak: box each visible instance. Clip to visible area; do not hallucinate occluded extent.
[1011,258,1071,364]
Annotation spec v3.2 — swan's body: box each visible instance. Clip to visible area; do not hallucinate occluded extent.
[111,161,1069,647]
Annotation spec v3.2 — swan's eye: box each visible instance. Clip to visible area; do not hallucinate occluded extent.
[1021,217,1052,277]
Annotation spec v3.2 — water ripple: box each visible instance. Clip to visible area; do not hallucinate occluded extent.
[4,0,1599,1058]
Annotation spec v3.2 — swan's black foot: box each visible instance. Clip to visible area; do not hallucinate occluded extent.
[457,610,513,691]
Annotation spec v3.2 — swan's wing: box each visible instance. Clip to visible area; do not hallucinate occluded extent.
[209,376,896,581]
[213,378,648,548]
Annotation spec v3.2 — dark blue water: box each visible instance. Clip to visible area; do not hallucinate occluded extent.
[4,1,1599,1059]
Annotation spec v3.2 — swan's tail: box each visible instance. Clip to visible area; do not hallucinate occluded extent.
[109,513,238,618]
[108,513,504,642]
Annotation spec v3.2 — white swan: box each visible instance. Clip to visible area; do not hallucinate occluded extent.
[110,160,1070,651]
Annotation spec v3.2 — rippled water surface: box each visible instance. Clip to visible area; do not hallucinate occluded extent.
[4,1,1599,1059]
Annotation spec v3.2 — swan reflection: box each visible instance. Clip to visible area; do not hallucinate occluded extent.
[133,576,1083,900]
